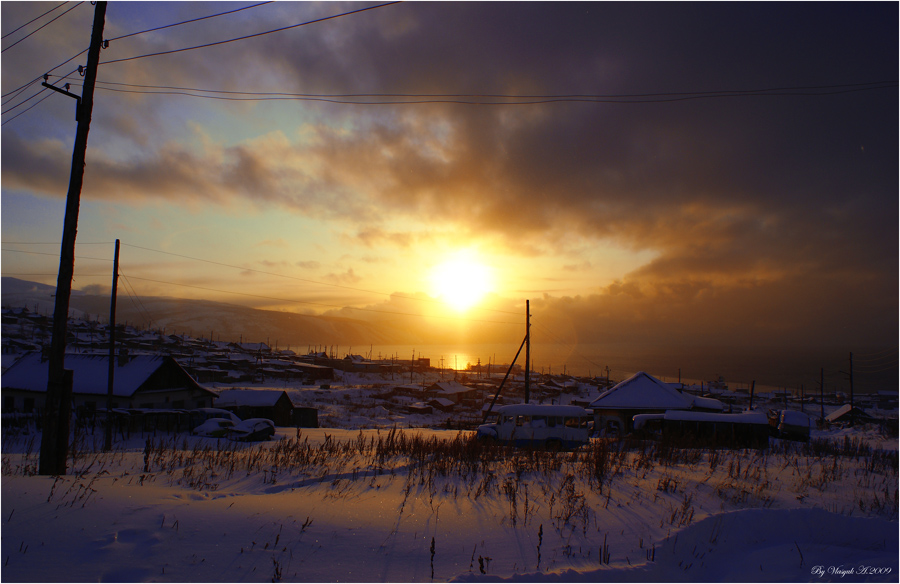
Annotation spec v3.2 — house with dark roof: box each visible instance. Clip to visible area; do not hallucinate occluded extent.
[425,380,477,404]
[825,404,877,426]
[214,388,296,426]
[589,371,722,434]
[1,352,216,414]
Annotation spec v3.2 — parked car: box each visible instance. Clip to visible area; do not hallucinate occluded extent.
[229,418,276,442]
[192,408,241,424]
[477,404,592,450]
[192,418,236,438]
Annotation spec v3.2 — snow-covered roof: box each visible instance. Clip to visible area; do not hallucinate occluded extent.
[823,404,873,423]
[688,395,725,411]
[428,397,455,408]
[429,381,473,395]
[215,389,286,408]
[662,410,769,425]
[589,371,691,410]
[230,342,270,352]
[494,404,589,418]
[1,352,184,397]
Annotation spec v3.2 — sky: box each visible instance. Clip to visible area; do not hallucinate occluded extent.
[1,2,897,379]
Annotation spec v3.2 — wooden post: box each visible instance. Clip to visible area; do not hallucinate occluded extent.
[104,239,119,452]
[39,1,107,476]
[820,368,825,423]
[524,300,531,403]
[482,336,527,423]
[849,352,854,426]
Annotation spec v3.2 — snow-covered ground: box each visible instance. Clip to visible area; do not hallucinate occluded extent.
[2,418,897,583]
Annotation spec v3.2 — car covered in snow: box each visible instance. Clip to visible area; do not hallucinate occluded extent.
[192,417,236,438]
[229,418,276,442]
[477,404,592,449]
[192,407,241,424]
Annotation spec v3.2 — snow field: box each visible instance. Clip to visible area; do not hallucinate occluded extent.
[1,427,897,582]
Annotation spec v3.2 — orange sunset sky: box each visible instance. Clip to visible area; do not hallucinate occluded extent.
[2,2,897,385]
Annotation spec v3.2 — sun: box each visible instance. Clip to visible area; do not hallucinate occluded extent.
[428,251,493,312]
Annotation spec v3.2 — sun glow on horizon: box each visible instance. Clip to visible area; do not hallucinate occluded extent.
[428,251,494,312]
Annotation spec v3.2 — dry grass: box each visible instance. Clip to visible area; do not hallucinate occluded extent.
[3,426,898,526]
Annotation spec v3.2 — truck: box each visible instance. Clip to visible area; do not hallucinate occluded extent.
[476,404,592,449]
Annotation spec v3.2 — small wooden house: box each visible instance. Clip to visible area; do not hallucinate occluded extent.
[425,381,476,404]
[589,371,692,434]
[1,352,216,413]
[214,389,295,426]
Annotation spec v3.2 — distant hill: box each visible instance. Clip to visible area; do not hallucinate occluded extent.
[1,277,424,347]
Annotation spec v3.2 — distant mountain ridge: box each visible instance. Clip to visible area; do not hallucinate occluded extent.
[1,277,423,347]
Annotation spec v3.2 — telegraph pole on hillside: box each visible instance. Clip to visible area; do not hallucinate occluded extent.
[524,300,531,403]
[849,352,855,426]
[104,239,120,452]
[39,1,107,475]
[820,368,825,423]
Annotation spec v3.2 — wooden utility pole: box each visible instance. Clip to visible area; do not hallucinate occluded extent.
[820,368,825,423]
[849,352,854,426]
[524,300,531,403]
[39,1,107,476]
[482,336,527,423]
[104,239,119,452]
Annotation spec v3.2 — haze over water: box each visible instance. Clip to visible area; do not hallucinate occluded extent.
[331,343,896,395]
[2,3,895,397]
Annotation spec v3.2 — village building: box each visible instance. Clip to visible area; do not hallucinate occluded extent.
[589,371,723,434]
[425,380,478,405]
[214,388,297,426]
[824,404,878,426]
[1,352,216,413]
[427,397,456,412]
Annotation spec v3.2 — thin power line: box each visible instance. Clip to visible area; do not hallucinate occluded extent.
[85,79,899,100]
[118,273,155,326]
[120,242,523,317]
[2,2,272,102]
[1,248,114,263]
[853,347,898,361]
[1,87,50,116]
[532,322,607,372]
[121,274,522,326]
[98,2,401,66]
[3,273,108,278]
[0,91,54,126]
[73,79,899,106]
[4,239,521,318]
[1,67,77,123]
[107,2,274,42]
[2,2,85,54]
[853,364,899,374]
[0,241,114,245]
[2,1,69,40]
[3,54,85,101]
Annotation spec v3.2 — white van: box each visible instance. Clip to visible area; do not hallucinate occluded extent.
[477,404,592,449]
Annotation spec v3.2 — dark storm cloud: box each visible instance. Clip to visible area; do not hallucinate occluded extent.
[3,2,896,351]
[253,1,895,350]
[276,1,898,270]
